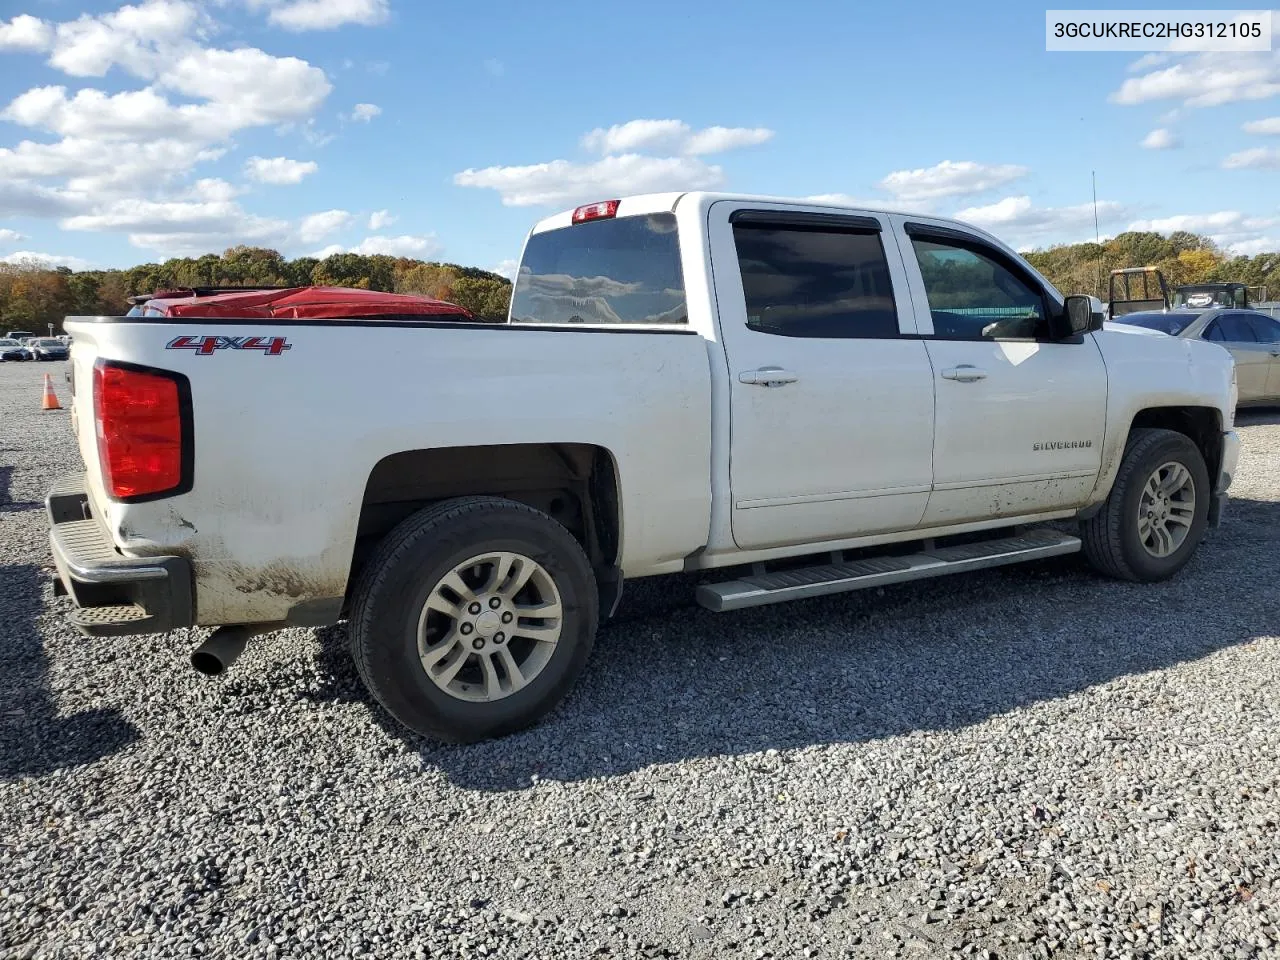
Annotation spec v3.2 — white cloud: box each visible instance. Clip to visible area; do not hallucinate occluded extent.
[299,208,354,242]
[455,154,724,207]
[0,137,225,194]
[48,0,204,78]
[1112,52,1280,108]
[0,14,53,51]
[491,258,518,280]
[244,155,318,184]
[263,0,390,30]
[581,119,773,156]
[368,209,395,229]
[879,160,1028,201]
[954,195,1127,247]
[1,250,92,269]
[1128,211,1278,234]
[310,234,441,258]
[0,228,27,243]
[350,234,440,256]
[163,47,331,126]
[1223,146,1280,169]
[186,178,241,202]
[1141,128,1180,149]
[56,196,297,256]
[1223,235,1277,255]
[350,102,381,122]
[1127,210,1280,256]
[0,180,85,218]
[1243,116,1280,134]
[0,3,347,259]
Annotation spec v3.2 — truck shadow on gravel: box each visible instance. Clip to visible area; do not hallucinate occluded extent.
[0,564,140,780]
[0,465,41,512]
[310,496,1280,792]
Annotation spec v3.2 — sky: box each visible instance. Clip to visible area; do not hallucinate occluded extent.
[1,0,1280,276]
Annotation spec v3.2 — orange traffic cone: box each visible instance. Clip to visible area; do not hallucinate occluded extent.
[41,373,62,410]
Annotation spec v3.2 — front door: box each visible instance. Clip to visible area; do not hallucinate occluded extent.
[1250,313,1280,399]
[708,204,936,551]
[893,217,1108,526]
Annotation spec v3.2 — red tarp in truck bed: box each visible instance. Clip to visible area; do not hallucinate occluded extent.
[148,286,474,320]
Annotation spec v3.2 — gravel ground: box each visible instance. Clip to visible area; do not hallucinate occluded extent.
[1,358,1278,960]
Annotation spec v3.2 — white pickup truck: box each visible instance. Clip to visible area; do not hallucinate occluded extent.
[49,192,1240,742]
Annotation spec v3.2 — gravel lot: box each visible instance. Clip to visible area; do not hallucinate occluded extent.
[2,358,1278,960]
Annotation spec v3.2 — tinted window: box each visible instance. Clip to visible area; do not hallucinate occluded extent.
[1209,314,1258,343]
[510,214,686,325]
[911,238,1045,339]
[1117,311,1199,335]
[731,224,897,338]
[1246,313,1280,344]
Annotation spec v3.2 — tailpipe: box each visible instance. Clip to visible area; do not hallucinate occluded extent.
[191,625,262,676]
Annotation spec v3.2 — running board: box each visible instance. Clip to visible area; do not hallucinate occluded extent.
[696,530,1081,612]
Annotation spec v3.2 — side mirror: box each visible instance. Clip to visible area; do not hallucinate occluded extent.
[1060,295,1101,338]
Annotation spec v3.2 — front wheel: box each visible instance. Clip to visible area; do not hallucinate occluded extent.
[1081,428,1210,582]
[349,496,598,742]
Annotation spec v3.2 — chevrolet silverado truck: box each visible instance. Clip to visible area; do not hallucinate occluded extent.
[48,193,1241,742]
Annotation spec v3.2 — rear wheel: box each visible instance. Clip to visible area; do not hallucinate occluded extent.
[1081,428,1210,582]
[349,496,598,742]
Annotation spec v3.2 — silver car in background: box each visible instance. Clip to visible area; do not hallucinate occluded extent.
[1114,308,1280,406]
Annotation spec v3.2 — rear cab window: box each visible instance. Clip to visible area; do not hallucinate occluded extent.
[510,213,687,325]
[731,215,899,339]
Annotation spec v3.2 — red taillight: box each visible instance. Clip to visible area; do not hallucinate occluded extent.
[571,199,619,224]
[93,361,190,500]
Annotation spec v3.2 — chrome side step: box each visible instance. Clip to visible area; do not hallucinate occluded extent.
[695,529,1081,612]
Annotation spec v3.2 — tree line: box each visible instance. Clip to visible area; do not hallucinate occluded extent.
[0,246,514,333]
[1023,230,1280,302]
[4,230,1280,334]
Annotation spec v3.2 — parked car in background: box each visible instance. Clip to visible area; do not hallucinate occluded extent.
[30,338,71,361]
[0,337,32,361]
[1111,308,1280,406]
[5,330,36,341]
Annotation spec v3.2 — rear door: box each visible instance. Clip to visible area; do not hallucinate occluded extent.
[893,218,1107,526]
[708,203,935,551]
[1243,313,1280,399]
[1204,313,1272,401]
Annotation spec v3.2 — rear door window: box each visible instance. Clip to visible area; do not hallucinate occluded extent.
[731,221,899,338]
[1245,314,1280,344]
[1211,314,1258,342]
[510,213,686,325]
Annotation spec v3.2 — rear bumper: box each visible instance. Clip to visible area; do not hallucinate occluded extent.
[1209,429,1240,527]
[47,474,193,636]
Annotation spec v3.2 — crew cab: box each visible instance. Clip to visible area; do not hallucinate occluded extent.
[49,193,1240,742]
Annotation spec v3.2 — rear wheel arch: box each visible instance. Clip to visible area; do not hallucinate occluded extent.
[346,443,622,609]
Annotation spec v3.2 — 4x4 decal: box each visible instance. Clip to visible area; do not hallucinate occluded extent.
[165,335,292,356]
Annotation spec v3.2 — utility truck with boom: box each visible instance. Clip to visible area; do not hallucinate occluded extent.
[48,193,1241,741]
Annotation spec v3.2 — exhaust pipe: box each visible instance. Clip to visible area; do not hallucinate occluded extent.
[191,625,259,676]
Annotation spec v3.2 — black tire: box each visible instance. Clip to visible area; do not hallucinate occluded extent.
[1081,428,1210,582]
[348,496,598,742]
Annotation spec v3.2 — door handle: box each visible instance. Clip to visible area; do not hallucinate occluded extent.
[941,365,988,383]
[1271,350,1280,357]
[738,367,799,387]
